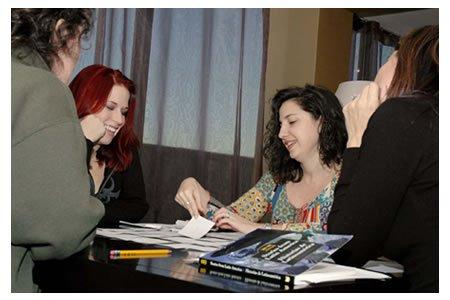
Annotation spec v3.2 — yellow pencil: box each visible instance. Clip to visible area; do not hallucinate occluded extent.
[109,249,172,259]
[109,253,171,260]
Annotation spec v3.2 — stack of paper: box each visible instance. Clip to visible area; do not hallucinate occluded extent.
[96,218,243,253]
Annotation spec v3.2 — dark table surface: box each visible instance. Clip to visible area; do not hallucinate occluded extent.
[34,236,402,292]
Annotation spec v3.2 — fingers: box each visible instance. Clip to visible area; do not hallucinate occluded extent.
[175,192,196,218]
[212,209,238,231]
[175,189,203,218]
[342,81,382,149]
[355,82,380,107]
[193,186,205,215]
[193,180,210,213]
[189,195,200,218]
[344,82,380,119]
[175,193,192,217]
[367,82,381,105]
[342,101,354,129]
[356,83,369,104]
[216,217,233,229]
[219,224,233,230]
[175,178,204,218]
[342,101,351,115]
[80,114,107,142]
[215,211,235,229]
[212,208,229,223]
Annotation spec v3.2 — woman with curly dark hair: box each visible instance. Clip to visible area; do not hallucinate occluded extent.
[175,85,347,233]
[12,9,93,83]
[12,9,104,292]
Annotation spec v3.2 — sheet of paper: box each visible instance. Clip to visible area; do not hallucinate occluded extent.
[204,231,244,240]
[178,216,215,239]
[119,221,163,229]
[168,236,229,247]
[363,259,404,275]
[127,237,172,244]
[138,231,181,238]
[175,220,188,228]
[295,262,390,285]
[200,237,230,243]
[97,224,242,252]
[165,243,218,252]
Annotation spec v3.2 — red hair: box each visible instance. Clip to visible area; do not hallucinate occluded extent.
[69,64,139,172]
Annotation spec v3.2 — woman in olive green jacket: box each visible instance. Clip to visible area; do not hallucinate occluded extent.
[11,9,105,292]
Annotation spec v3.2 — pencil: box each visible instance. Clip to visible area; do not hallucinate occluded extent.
[109,253,171,260]
[109,249,172,259]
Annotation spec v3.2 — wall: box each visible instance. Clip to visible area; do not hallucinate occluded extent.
[314,8,354,92]
[264,8,320,107]
[262,8,353,172]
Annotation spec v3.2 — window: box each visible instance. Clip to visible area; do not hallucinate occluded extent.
[142,9,264,158]
[349,19,399,81]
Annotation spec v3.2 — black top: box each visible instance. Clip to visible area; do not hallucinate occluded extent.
[87,140,149,227]
[327,95,438,292]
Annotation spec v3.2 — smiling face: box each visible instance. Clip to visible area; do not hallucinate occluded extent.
[94,84,130,145]
[278,99,321,163]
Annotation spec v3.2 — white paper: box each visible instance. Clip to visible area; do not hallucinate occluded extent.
[363,259,404,275]
[119,221,163,229]
[178,216,215,239]
[168,236,228,247]
[205,231,244,240]
[126,236,172,244]
[175,220,188,228]
[96,223,241,252]
[294,262,390,285]
[165,243,217,252]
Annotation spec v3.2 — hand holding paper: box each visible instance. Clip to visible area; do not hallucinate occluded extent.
[175,177,211,217]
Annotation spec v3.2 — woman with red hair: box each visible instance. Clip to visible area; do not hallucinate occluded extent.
[70,64,148,226]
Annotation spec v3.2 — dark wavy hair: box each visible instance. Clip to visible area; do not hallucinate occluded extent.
[263,85,347,184]
[11,8,93,67]
[387,25,438,98]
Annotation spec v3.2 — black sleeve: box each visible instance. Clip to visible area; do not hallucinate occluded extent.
[327,99,432,266]
[99,150,149,226]
[85,138,95,168]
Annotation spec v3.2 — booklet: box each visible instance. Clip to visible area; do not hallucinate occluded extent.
[200,261,390,290]
[199,229,353,286]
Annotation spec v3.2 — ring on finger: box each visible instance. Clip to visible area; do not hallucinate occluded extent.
[186,200,190,206]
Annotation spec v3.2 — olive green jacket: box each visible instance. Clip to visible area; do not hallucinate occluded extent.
[11,48,105,292]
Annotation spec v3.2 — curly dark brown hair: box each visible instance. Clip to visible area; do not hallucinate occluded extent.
[11,8,93,67]
[263,85,347,184]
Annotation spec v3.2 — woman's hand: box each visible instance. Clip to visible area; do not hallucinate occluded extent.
[343,82,381,148]
[375,51,398,102]
[80,114,106,143]
[174,177,210,218]
[212,208,259,234]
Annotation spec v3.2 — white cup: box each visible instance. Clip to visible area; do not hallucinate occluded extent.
[335,80,372,106]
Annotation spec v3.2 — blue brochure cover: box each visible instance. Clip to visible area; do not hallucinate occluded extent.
[199,229,352,285]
